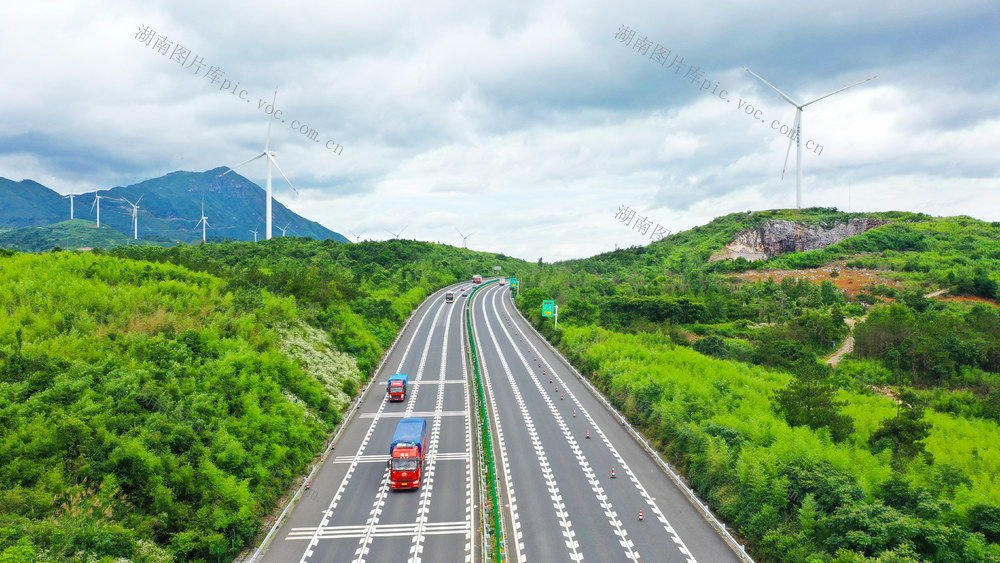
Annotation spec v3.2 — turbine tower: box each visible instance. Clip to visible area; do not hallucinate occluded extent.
[743,67,877,209]
[348,230,365,243]
[277,223,290,237]
[122,195,143,240]
[194,197,210,242]
[456,228,473,249]
[250,227,259,242]
[218,86,297,240]
[63,193,77,220]
[90,194,104,228]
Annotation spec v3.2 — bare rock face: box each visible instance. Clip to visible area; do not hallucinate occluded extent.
[721,218,888,261]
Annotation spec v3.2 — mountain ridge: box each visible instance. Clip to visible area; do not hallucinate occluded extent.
[0,167,348,248]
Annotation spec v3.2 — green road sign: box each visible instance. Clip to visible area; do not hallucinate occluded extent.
[542,300,555,317]
[510,277,518,289]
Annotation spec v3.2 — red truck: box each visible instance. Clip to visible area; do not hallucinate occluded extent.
[388,417,427,490]
[387,373,408,402]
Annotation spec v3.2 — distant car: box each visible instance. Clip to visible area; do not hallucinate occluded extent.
[461,293,467,297]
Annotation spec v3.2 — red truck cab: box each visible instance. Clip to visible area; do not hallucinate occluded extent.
[389,417,427,490]
[387,373,408,402]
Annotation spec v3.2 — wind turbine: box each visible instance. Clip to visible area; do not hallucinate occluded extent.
[386,225,407,240]
[90,194,104,228]
[348,230,365,243]
[743,67,877,209]
[194,197,210,242]
[218,86,297,240]
[277,223,291,237]
[456,228,473,249]
[63,193,77,220]
[122,195,143,240]
[250,226,259,242]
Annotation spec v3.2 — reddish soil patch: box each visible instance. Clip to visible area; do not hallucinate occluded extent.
[939,295,1000,307]
[734,266,902,297]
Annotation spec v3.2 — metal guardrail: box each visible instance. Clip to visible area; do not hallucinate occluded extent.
[507,295,755,563]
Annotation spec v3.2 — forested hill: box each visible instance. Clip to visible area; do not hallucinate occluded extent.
[515,207,1000,561]
[0,168,349,247]
[0,239,529,561]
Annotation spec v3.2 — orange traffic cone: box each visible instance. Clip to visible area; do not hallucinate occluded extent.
[639,509,643,521]
[611,468,616,479]
[573,410,576,417]
[586,430,590,439]
[560,394,564,400]
[306,480,310,489]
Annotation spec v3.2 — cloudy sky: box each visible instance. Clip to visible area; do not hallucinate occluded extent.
[2,1,998,261]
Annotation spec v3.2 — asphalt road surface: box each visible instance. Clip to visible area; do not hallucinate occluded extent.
[258,280,745,562]
[473,282,743,563]
[260,283,477,563]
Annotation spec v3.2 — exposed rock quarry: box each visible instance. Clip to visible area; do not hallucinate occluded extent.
[713,218,889,262]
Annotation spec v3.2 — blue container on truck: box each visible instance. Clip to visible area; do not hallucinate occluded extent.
[388,417,428,490]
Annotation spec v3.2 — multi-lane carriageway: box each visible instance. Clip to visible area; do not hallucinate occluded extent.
[259,281,745,563]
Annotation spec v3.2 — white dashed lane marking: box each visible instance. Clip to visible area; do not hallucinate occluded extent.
[498,294,698,563]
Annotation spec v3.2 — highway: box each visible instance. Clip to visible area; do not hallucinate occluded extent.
[472,281,742,562]
[260,283,477,563]
[258,279,744,562]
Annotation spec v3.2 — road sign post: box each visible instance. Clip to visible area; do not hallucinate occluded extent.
[541,300,556,328]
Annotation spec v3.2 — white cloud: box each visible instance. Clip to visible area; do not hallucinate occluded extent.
[1,0,998,260]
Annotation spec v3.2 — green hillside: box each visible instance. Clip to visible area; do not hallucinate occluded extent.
[0,240,529,561]
[515,208,1000,562]
[0,219,172,252]
[6,208,1000,562]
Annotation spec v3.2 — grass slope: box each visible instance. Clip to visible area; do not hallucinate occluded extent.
[517,207,1000,561]
[0,219,173,252]
[0,250,343,561]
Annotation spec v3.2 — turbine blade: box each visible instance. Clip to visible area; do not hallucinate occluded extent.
[265,86,278,152]
[781,111,801,180]
[743,66,800,107]
[802,75,878,108]
[218,153,266,176]
[267,154,298,194]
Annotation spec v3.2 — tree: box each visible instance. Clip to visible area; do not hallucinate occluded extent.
[774,361,853,441]
[693,335,728,358]
[869,390,931,464]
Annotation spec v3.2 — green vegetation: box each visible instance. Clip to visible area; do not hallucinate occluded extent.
[113,238,528,376]
[6,205,1000,562]
[0,251,334,561]
[517,208,1000,561]
[0,219,172,253]
[0,238,527,561]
